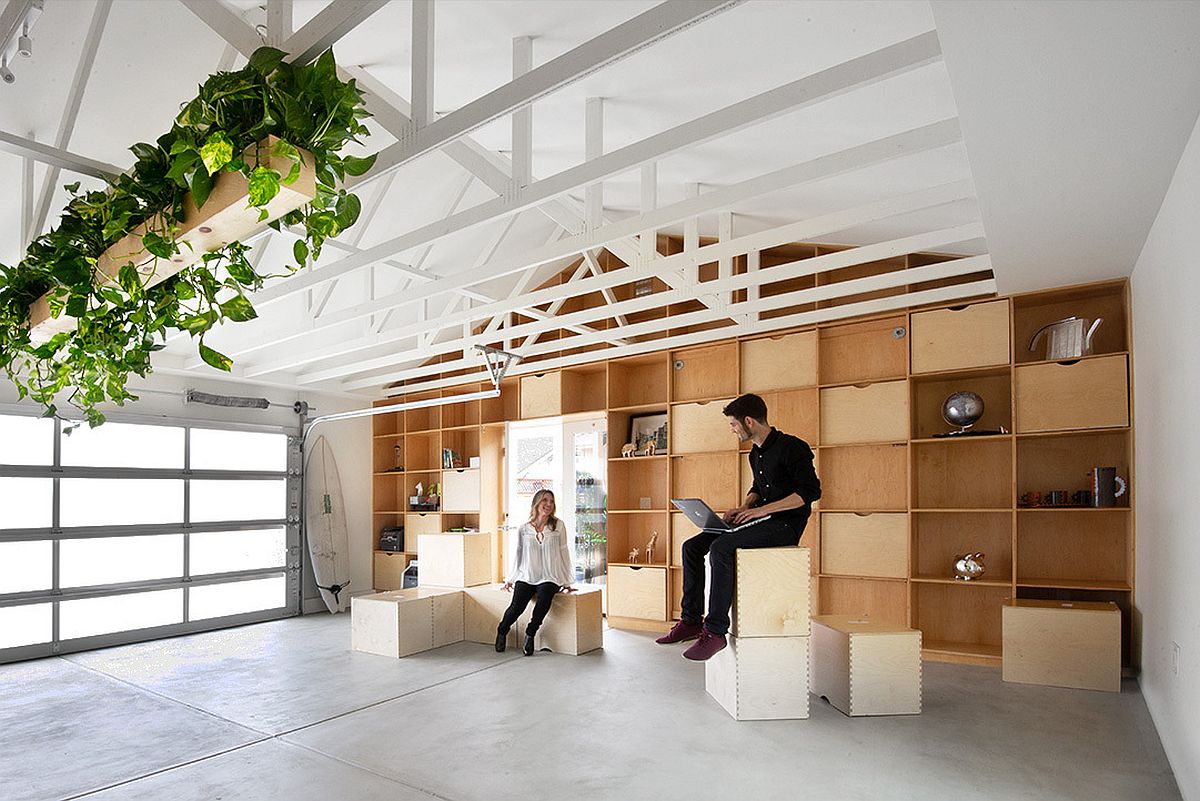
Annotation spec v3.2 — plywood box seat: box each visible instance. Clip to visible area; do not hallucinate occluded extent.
[417,531,492,588]
[705,635,810,720]
[351,588,464,658]
[1002,599,1121,692]
[463,583,603,655]
[810,615,922,716]
[732,547,811,638]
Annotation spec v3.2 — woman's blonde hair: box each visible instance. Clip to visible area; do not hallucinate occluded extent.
[528,488,559,529]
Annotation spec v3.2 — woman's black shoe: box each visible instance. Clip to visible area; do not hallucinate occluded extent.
[523,634,535,656]
[495,630,507,652]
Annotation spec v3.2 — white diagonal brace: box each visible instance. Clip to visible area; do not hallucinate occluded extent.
[0,130,122,181]
[362,1,740,178]
[179,0,261,57]
[512,36,533,189]
[30,0,111,236]
[266,0,292,46]
[349,262,994,392]
[283,0,387,64]
[411,0,434,130]
[260,34,946,308]
[318,225,986,386]
[21,149,33,253]
[584,249,628,328]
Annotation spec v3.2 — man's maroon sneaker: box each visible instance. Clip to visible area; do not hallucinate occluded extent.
[682,630,727,661]
[655,620,704,644]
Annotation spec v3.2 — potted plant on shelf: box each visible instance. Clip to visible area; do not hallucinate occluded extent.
[0,47,376,427]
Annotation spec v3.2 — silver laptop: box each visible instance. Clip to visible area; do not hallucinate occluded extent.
[671,498,771,533]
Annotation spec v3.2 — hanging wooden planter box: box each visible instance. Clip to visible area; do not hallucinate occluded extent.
[27,136,316,343]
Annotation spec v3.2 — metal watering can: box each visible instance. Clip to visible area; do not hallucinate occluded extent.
[1029,317,1103,360]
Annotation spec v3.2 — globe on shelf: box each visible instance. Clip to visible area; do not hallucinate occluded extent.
[941,391,984,434]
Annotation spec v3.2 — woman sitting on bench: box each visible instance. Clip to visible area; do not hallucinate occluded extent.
[497,489,574,656]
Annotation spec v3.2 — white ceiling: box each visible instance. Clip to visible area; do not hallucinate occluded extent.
[2,0,1198,401]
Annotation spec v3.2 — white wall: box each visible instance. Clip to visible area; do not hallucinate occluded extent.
[1131,109,1200,800]
[0,369,375,617]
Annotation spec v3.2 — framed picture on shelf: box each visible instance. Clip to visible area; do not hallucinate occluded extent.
[629,413,668,455]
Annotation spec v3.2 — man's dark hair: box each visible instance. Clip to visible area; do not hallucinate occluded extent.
[723,393,768,424]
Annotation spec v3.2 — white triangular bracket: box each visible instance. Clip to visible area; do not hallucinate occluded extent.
[476,344,521,390]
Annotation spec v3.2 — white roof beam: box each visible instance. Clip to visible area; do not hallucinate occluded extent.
[411,0,434,130]
[359,0,741,180]
[585,97,604,230]
[20,148,32,252]
[322,224,985,387]
[179,0,261,57]
[354,261,994,393]
[282,0,387,65]
[30,0,111,236]
[260,32,945,308]
[266,0,292,46]
[512,36,533,189]
[0,130,122,180]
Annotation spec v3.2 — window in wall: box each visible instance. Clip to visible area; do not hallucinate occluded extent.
[60,589,184,640]
[0,478,53,529]
[0,541,52,593]
[189,575,287,620]
[190,528,287,575]
[190,429,288,471]
[60,422,184,469]
[0,416,54,466]
[190,480,286,522]
[60,479,184,527]
[0,604,52,649]
[59,534,183,588]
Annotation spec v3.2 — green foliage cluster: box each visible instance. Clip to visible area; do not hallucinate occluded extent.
[0,47,376,426]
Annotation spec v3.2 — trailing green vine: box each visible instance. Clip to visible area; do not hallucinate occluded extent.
[0,47,376,426]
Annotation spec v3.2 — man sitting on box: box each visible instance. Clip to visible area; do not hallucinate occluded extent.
[657,393,821,661]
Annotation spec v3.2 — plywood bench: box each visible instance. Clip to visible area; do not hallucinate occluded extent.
[463,583,603,655]
[1002,599,1120,692]
[350,587,464,658]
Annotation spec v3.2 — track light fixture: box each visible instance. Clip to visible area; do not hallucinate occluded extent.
[0,56,14,85]
[0,0,43,85]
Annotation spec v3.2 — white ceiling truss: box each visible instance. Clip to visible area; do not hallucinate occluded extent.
[1,0,1009,402]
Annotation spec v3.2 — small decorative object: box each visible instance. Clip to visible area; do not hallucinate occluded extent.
[1047,490,1069,506]
[953,552,986,581]
[645,530,658,562]
[415,482,423,498]
[621,442,637,458]
[394,444,403,469]
[629,547,640,564]
[1090,467,1127,507]
[1072,489,1093,506]
[469,456,481,468]
[642,440,657,457]
[1019,491,1043,507]
[629,413,668,457]
[1029,316,1103,361]
[940,391,985,435]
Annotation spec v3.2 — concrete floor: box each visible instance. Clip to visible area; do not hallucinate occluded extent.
[0,615,1182,801]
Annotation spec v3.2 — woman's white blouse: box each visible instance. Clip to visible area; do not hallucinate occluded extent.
[507,520,574,586]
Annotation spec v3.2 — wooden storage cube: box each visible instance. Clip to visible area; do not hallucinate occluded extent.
[405,432,441,472]
[820,513,907,578]
[818,576,908,627]
[910,299,1011,374]
[913,582,1007,661]
[440,428,480,468]
[404,391,441,432]
[912,440,1011,509]
[1016,587,1133,667]
[373,436,404,474]
[520,372,562,419]
[1002,600,1121,691]
[441,469,481,513]
[705,635,810,721]
[372,474,405,513]
[912,369,1012,440]
[739,331,818,391]
[671,400,735,454]
[607,565,667,620]
[606,409,668,458]
[819,444,907,510]
[481,377,520,424]
[440,384,481,428]
[811,615,922,716]
[732,547,811,637]
[372,402,403,436]
[373,551,413,591]
[562,366,607,414]
[607,512,669,567]
[1014,281,1127,364]
[608,459,668,511]
[818,315,907,386]
[672,453,740,512]
[1014,355,1129,432]
[671,342,739,402]
[405,512,442,537]
[608,354,669,408]
[418,531,492,588]
[351,588,464,658]
[912,511,1012,583]
[1016,510,1130,589]
[757,388,819,447]
[534,584,604,655]
[820,381,908,445]
[1016,430,1130,506]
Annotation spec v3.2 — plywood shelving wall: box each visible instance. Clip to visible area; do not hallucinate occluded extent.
[373,273,1134,668]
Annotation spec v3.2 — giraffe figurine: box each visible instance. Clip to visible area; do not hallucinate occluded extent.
[645,530,659,563]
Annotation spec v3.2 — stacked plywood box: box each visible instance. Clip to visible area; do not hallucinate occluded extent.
[705,547,811,720]
[810,615,922,716]
[417,531,492,588]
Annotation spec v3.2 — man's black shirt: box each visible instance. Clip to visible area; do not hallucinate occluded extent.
[747,427,821,528]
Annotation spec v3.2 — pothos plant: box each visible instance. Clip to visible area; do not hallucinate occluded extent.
[0,47,376,427]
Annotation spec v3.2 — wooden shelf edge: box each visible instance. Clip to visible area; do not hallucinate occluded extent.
[1014,350,1129,369]
[1016,579,1132,591]
[908,364,1012,380]
[922,643,1002,666]
[911,575,1011,587]
[910,434,1013,445]
[819,573,907,583]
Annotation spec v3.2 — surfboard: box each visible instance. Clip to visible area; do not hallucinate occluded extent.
[304,435,351,614]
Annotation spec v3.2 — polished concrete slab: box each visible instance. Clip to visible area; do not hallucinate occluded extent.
[0,614,1182,801]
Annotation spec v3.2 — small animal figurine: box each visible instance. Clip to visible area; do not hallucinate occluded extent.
[628,547,640,564]
[645,530,658,562]
[953,552,986,581]
[621,442,636,458]
[643,440,657,456]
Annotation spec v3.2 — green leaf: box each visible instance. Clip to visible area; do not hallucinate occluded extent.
[31,332,70,360]
[66,295,88,318]
[226,256,257,285]
[64,181,81,194]
[181,311,216,334]
[293,239,309,266]
[335,192,361,229]
[130,142,159,163]
[257,207,270,222]
[247,166,281,207]
[142,231,175,260]
[198,341,233,372]
[166,150,200,185]
[190,166,213,208]
[341,153,376,176]
[249,46,287,76]
[200,131,234,175]
[221,295,257,322]
[118,263,142,296]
